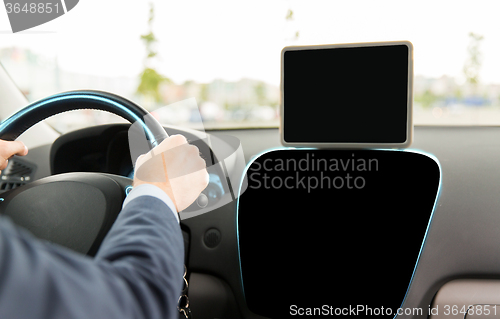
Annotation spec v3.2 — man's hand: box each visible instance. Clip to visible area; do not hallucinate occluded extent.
[0,140,28,174]
[133,134,209,212]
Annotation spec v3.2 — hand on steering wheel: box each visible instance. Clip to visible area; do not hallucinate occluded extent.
[134,134,209,212]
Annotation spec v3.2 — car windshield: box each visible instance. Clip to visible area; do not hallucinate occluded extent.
[1,0,500,133]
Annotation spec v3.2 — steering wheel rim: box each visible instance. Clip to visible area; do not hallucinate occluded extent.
[0,90,168,256]
[0,90,168,146]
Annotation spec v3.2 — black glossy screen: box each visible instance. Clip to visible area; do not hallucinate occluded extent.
[238,149,440,318]
[283,45,409,143]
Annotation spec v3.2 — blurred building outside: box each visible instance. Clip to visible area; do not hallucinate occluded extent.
[0,47,280,132]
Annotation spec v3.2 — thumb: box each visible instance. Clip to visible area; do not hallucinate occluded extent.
[0,140,28,159]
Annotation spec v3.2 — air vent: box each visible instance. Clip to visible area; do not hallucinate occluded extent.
[0,158,36,193]
[6,160,33,176]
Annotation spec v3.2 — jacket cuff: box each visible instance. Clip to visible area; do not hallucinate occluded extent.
[122,184,179,223]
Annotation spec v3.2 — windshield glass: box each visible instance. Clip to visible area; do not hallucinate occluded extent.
[1,0,500,132]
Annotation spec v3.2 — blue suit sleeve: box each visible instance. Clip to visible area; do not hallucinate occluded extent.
[0,195,184,319]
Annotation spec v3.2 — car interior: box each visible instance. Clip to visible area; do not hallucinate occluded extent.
[1,3,500,318]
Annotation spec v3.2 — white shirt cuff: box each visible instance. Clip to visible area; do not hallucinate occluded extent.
[122,184,179,223]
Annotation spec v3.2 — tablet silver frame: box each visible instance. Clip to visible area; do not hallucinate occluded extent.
[280,40,414,149]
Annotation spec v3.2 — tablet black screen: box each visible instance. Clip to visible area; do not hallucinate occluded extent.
[283,44,409,144]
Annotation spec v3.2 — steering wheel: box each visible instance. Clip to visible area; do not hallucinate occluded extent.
[0,90,168,256]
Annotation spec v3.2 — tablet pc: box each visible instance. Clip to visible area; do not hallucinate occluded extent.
[280,41,413,148]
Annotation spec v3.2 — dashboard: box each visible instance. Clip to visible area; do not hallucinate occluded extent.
[8,125,500,318]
